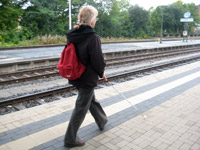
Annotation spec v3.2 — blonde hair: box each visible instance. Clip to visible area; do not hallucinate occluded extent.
[74,5,98,29]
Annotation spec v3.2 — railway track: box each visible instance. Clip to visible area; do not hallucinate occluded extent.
[0,55,200,112]
[0,46,200,86]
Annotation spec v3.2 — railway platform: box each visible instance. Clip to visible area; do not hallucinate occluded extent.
[0,60,200,150]
[0,40,200,64]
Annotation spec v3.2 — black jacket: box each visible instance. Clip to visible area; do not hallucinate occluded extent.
[67,25,106,88]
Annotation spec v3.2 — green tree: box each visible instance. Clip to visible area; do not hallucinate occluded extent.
[21,0,69,36]
[95,11,113,37]
[163,4,184,35]
[0,0,23,31]
[95,0,131,38]
[150,1,199,36]
[128,5,151,38]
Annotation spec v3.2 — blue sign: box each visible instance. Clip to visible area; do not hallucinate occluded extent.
[184,12,191,18]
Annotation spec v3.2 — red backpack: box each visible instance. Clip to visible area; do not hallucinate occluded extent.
[57,43,86,80]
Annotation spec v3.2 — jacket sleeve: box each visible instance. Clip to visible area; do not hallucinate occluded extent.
[88,34,106,78]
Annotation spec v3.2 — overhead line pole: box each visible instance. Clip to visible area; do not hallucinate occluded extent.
[160,7,164,44]
[69,0,72,30]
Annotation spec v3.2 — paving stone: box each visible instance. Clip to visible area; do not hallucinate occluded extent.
[156,143,170,150]
[190,143,200,150]
[158,137,174,145]
[53,142,64,149]
[0,145,10,150]
[104,132,117,139]
[87,139,102,148]
[142,130,156,137]
[161,132,173,139]
[110,137,124,145]
[96,145,111,150]
[171,140,184,148]
[144,145,158,150]
[82,145,96,150]
[132,137,144,145]
[43,146,56,150]
[189,135,200,142]
[116,140,129,148]
[167,145,180,150]
[197,137,200,144]
[98,136,112,144]
[126,143,143,150]
[150,132,162,139]
[150,140,162,148]
[152,127,166,134]
[168,134,180,142]
[120,147,132,150]
[130,131,143,140]
[120,135,133,142]
[103,143,120,150]
[179,143,192,150]
[6,136,38,150]
[138,140,151,148]
[0,61,200,150]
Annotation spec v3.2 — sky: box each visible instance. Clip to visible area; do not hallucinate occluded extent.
[129,0,200,10]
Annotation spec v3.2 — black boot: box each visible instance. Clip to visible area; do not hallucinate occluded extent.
[64,138,85,148]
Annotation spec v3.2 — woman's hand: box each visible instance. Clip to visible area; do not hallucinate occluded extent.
[103,74,108,82]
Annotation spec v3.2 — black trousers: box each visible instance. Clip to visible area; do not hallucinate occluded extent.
[64,87,107,143]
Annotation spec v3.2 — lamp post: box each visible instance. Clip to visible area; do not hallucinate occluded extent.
[160,7,164,44]
[69,0,72,30]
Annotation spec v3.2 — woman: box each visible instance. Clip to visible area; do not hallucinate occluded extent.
[64,5,108,148]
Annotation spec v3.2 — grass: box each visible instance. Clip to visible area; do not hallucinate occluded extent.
[0,35,67,48]
[0,35,200,48]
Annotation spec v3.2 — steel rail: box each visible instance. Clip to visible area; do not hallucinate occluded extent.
[0,47,200,85]
[0,55,200,108]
